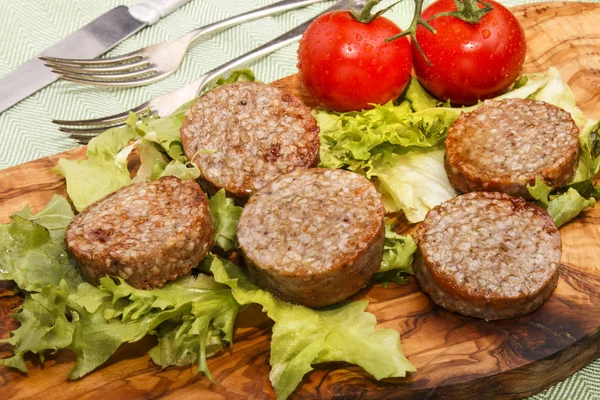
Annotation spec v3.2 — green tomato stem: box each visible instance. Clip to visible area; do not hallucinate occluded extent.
[428,0,494,24]
[385,0,436,65]
[350,0,403,24]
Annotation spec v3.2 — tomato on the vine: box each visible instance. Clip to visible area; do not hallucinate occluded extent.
[297,10,412,112]
[411,0,526,105]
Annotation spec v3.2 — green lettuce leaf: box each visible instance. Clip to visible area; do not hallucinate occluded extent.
[208,189,243,251]
[133,112,187,161]
[529,178,597,228]
[372,224,417,287]
[494,71,551,102]
[87,115,140,163]
[528,120,600,227]
[148,284,239,380]
[0,281,75,372]
[67,300,159,379]
[66,275,217,380]
[132,141,169,182]
[317,101,457,173]
[572,119,600,183]
[67,282,111,314]
[528,177,552,208]
[11,194,74,242]
[89,274,240,379]
[53,119,140,211]
[214,68,256,87]
[316,101,458,223]
[54,157,131,212]
[317,68,583,223]
[547,188,596,227]
[160,159,201,180]
[372,148,457,222]
[209,256,415,400]
[0,216,81,292]
[149,318,227,377]
[402,77,439,111]
[56,69,256,211]
[1,249,239,380]
[529,67,585,128]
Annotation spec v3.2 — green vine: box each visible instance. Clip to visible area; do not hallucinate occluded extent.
[384,0,436,65]
[349,0,403,23]
[429,0,494,24]
[385,0,494,65]
[347,0,495,65]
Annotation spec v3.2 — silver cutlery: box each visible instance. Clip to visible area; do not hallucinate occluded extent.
[0,0,192,114]
[56,0,364,144]
[41,0,332,88]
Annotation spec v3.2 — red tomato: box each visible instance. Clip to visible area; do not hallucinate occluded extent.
[297,11,412,112]
[412,0,526,105]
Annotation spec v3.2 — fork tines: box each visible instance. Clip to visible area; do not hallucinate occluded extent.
[54,103,154,144]
[40,54,159,87]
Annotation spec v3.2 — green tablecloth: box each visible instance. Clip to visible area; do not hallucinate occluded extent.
[0,0,597,398]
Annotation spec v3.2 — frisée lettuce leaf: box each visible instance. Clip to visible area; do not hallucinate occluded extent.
[0,198,80,292]
[528,67,585,128]
[372,147,457,223]
[373,224,417,287]
[56,69,256,211]
[0,281,75,372]
[207,255,416,400]
[318,67,596,224]
[90,274,240,380]
[0,197,241,380]
[54,112,196,212]
[528,120,600,226]
[208,189,243,252]
[11,194,74,242]
[1,263,241,379]
[0,200,79,371]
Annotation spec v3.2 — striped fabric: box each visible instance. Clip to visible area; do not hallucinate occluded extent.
[0,0,598,398]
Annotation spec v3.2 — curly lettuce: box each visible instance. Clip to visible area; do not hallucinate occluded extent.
[0,197,80,292]
[528,120,600,226]
[318,68,598,225]
[0,198,241,380]
[373,223,417,287]
[55,69,256,211]
[207,255,416,400]
[372,147,456,222]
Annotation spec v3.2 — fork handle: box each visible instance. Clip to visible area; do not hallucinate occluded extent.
[187,0,329,42]
[154,0,354,118]
[129,0,193,25]
[201,0,353,90]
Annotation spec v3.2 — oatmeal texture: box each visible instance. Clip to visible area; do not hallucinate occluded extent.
[180,81,320,197]
[238,168,385,307]
[416,191,561,320]
[445,98,579,199]
[66,176,214,289]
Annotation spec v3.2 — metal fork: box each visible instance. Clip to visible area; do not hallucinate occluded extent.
[40,0,331,87]
[55,0,362,144]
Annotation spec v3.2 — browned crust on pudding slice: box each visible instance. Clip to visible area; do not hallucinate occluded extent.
[237,168,385,308]
[180,81,320,197]
[415,191,561,321]
[445,98,579,199]
[65,176,214,289]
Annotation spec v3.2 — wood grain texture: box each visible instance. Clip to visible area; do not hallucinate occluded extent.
[1,2,600,399]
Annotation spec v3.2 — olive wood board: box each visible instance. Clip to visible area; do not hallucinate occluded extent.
[1,2,600,399]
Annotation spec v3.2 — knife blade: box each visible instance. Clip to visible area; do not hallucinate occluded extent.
[0,0,192,114]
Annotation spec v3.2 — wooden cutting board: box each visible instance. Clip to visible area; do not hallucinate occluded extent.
[1,2,600,399]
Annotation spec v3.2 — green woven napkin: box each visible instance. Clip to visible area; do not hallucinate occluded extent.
[0,0,598,398]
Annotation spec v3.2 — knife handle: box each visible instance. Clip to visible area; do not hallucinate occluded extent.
[129,0,193,25]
